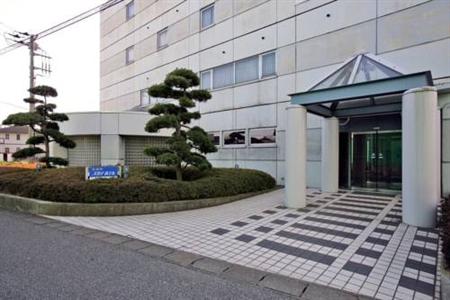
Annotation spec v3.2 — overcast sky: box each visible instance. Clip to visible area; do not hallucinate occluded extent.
[0,0,106,124]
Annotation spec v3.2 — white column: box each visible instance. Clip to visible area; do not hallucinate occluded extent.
[402,86,438,228]
[321,117,339,193]
[436,108,441,199]
[285,105,307,208]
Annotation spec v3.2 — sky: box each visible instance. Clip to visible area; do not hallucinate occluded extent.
[0,0,106,124]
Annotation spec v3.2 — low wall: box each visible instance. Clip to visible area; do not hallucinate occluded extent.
[0,189,277,217]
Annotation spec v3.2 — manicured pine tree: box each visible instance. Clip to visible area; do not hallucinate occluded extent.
[2,85,76,167]
[144,68,217,181]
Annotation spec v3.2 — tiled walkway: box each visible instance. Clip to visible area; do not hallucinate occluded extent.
[50,189,441,300]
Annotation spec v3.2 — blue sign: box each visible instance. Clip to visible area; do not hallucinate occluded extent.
[86,165,123,180]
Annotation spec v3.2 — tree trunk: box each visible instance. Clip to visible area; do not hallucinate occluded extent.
[175,165,182,181]
[44,138,50,168]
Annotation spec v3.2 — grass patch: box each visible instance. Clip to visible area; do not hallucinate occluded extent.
[0,167,276,203]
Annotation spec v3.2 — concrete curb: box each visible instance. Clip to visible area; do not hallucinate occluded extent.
[0,188,277,216]
[21,213,368,300]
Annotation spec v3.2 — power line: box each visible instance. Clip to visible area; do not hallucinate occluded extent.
[0,0,124,56]
[0,101,28,110]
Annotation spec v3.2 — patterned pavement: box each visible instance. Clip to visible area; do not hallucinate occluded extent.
[50,189,441,300]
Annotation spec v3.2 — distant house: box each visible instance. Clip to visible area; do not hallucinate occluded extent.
[0,126,29,162]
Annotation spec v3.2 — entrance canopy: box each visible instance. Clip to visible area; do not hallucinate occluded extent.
[290,53,433,117]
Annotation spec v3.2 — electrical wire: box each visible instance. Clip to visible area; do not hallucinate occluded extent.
[0,0,124,56]
[0,101,27,110]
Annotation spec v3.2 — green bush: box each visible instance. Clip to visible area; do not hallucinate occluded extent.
[0,167,276,203]
[441,196,450,268]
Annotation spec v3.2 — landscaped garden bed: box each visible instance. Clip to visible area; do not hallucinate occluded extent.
[0,167,276,203]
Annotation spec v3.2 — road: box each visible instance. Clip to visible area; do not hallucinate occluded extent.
[0,209,294,300]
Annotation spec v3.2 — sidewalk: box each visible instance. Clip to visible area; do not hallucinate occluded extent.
[50,189,441,300]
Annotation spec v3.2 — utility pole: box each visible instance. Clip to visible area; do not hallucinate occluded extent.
[5,31,51,140]
[28,34,37,112]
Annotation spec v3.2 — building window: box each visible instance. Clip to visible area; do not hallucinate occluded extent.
[125,46,134,64]
[235,55,259,84]
[16,134,20,141]
[200,4,214,29]
[223,130,246,146]
[208,131,220,146]
[5,134,9,140]
[200,70,212,90]
[261,52,276,77]
[140,89,150,106]
[249,128,276,146]
[5,147,9,154]
[126,1,135,20]
[213,63,234,89]
[202,50,276,91]
[157,28,168,49]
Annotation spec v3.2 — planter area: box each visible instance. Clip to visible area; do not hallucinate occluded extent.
[0,167,276,216]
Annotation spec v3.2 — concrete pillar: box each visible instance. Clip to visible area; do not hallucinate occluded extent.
[321,117,339,193]
[402,86,438,228]
[436,108,441,199]
[285,105,307,208]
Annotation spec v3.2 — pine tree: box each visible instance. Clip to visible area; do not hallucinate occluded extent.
[144,68,217,181]
[2,85,76,167]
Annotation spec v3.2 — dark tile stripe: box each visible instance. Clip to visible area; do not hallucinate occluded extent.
[316,211,373,223]
[231,221,248,227]
[374,228,395,235]
[326,206,379,216]
[285,213,300,218]
[334,201,383,210]
[410,246,438,258]
[343,261,373,275]
[211,228,230,235]
[276,230,348,250]
[339,198,387,207]
[398,276,435,296]
[248,215,263,220]
[254,226,273,233]
[235,234,256,243]
[414,235,438,244]
[381,220,401,226]
[355,248,382,259]
[291,223,359,239]
[271,219,288,225]
[366,237,389,246]
[257,240,336,265]
[305,216,366,230]
[346,195,392,202]
[405,259,436,274]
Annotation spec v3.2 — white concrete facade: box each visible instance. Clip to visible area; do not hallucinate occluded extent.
[99,0,450,193]
[50,112,170,166]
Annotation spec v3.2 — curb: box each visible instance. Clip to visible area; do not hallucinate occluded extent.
[21,213,369,300]
[0,188,278,216]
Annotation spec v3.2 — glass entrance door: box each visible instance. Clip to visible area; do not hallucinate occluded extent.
[351,131,401,191]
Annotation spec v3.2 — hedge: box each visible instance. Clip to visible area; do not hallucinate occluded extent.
[0,167,276,203]
[441,196,450,268]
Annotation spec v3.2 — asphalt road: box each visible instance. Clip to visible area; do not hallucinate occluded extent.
[0,209,295,300]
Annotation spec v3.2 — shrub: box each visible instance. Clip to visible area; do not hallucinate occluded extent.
[441,196,450,268]
[0,167,276,203]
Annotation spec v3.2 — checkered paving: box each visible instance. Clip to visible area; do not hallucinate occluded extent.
[50,190,441,300]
